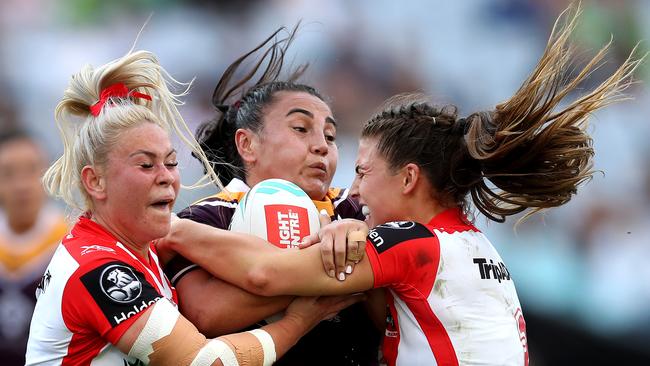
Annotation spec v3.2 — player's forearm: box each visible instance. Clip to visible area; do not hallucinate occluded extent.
[187,297,292,338]
[176,271,293,337]
[258,312,313,359]
[167,219,273,285]
[167,219,373,297]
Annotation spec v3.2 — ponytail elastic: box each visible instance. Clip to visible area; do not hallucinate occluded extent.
[90,83,152,116]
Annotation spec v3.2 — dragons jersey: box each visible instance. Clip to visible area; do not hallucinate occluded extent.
[365,208,528,366]
[0,205,67,366]
[165,178,380,366]
[25,216,177,366]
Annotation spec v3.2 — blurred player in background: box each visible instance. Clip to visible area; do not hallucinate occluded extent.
[0,129,67,366]
[163,24,381,365]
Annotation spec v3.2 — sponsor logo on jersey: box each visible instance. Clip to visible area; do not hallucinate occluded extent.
[124,359,145,366]
[385,306,398,338]
[369,221,435,254]
[368,230,384,247]
[100,265,143,303]
[265,204,310,249]
[385,329,398,337]
[81,261,162,327]
[472,257,511,283]
[112,297,162,326]
[514,308,529,366]
[81,245,116,255]
[376,221,416,230]
[36,270,52,295]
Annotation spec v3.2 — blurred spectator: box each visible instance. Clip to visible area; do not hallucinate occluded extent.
[0,86,18,131]
[0,129,67,365]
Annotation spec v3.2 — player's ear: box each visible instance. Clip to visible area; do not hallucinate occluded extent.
[81,165,107,201]
[236,128,258,164]
[402,163,420,195]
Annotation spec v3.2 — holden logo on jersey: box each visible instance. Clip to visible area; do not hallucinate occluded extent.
[376,221,416,230]
[368,230,385,247]
[369,221,434,254]
[264,204,310,248]
[81,261,162,327]
[100,265,142,303]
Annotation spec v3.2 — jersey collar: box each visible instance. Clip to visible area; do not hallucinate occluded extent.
[427,207,478,233]
[73,216,121,244]
[225,177,250,193]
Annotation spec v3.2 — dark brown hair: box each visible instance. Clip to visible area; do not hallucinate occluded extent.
[362,4,644,223]
[195,23,326,183]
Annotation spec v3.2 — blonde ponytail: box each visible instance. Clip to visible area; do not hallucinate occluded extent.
[43,50,221,213]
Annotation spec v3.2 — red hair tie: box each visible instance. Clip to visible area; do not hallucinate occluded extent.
[89,83,152,117]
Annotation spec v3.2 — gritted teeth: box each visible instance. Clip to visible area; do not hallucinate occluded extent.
[362,205,370,217]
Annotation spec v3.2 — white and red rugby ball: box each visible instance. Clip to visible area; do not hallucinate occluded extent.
[229,179,320,249]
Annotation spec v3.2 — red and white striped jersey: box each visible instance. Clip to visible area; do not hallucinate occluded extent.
[366,208,528,366]
[25,217,177,365]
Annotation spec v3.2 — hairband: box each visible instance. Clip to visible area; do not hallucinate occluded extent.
[90,83,152,116]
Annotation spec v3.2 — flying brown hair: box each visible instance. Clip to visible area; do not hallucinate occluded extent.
[362,3,645,222]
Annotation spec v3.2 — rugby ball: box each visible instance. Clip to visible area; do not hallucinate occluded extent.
[229,179,321,324]
[229,179,320,249]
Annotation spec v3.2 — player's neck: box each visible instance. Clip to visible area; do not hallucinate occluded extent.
[402,205,447,226]
[401,187,446,225]
[90,214,150,260]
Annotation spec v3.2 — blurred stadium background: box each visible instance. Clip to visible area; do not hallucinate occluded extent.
[1,0,649,364]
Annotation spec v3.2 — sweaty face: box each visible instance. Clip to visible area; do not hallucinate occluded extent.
[351,138,404,228]
[247,91,338,200]
[0,139,46,228]
[95,122,180,245]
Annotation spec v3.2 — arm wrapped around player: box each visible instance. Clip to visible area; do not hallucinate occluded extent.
[122,292,360,366]
[124,298,275,366]
[300,212,368,281]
